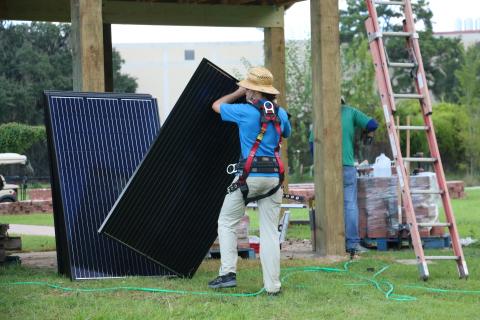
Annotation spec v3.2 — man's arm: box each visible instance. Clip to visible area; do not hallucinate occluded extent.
[212,87,246,114]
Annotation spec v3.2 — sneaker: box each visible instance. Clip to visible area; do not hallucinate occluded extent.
[266,290,281,296]
[355,245,369,253]
[208,272,237,289]
[346,245,369,259]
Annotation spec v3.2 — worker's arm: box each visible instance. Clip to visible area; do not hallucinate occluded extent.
[212,87,246,114]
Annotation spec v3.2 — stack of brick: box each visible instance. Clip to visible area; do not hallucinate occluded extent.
[27,188,52,201]
[287,183,315,201]
[358,173,441,239]
[0,200,53,214]
[211,214,250,250]
[446,181,465,199]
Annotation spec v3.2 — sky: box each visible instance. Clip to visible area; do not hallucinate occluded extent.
[111,0,480,44]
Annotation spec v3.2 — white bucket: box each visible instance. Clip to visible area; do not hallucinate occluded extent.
[373,153,392,177]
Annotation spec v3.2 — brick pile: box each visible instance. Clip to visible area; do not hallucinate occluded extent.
[446,181,465,199]
[358,173,442,239]
[27,188,52,201]
[0,200,53,214]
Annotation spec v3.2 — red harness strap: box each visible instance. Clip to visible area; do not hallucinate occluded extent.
[230,99,285,205]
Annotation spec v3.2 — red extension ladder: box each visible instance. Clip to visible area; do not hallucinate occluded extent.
[364,0,468,280]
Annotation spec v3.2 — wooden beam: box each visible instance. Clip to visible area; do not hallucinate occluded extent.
[103,23,114,92]
[70,0,105,92]
[310,0,344,256]
[0,0,70,22]
[0,0,283,27]
[264,26,289,192]
[103,1,284,27]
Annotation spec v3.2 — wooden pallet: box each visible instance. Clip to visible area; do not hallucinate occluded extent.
[362,235,451,251]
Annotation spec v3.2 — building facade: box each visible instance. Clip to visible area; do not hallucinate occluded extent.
[114,42,263,123]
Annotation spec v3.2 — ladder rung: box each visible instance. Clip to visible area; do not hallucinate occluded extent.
[389,62,416,68]
[374,0,405,5]
[417,222,451,228]
[410,189,443,195]
[403,157,437,163]
[393,93,424,99]
[383,31,417,37]
[425,256,459,261]
[398,125,429,131]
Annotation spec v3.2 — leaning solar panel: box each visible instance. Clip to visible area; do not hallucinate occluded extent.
[44,91,173,280]
[99,59,240,277]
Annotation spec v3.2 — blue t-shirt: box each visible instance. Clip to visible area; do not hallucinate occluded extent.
[220,102,291,177]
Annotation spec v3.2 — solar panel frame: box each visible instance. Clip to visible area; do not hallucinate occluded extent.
[99,59,241,277]
[44,91,173,280]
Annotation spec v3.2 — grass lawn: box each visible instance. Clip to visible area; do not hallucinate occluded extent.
[0,189,479,319]
[0,213,54,226]
[449,189,480,238]
[9,235,56,252]
[1,247,479,320]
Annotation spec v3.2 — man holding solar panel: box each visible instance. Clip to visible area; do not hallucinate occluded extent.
[210,66,291,296]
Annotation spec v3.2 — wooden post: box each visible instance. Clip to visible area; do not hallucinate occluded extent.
[70,0,105,92]
[103,23,114,92]
[264,26,289,192]
[310,0,344,255]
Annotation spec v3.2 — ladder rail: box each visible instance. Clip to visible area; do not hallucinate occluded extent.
[402,4,433,115]
[365,2,397,112]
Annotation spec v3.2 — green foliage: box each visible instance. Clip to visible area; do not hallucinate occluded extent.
[0,22,72,125]
[394,101,469,172]
[112,49,138,93]
[455,44,480,176]
[285,40,313,174]
[0,21,138,176]
[339,0,463,103]
[0,21,138,125]
[0,122,45,154]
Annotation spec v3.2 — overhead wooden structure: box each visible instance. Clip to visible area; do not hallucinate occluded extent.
[0,0,344,256]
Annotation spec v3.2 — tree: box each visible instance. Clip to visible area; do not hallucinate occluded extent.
[285,40,312,176]
[0,21,138,125]
[455,44,480,176]
[0,21,138,176]
[339,0,464,103]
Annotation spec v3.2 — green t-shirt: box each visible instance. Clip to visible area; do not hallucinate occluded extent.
[342,105,371,166]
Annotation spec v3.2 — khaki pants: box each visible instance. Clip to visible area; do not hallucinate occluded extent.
[218,176,282,293]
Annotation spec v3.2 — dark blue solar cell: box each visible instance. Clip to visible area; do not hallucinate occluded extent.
[44,92,172,280]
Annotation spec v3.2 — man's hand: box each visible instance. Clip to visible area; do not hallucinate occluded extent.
[363,131,375,145]
[212,87,246,114]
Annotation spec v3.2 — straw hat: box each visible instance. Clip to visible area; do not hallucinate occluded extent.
[237,67,280,95]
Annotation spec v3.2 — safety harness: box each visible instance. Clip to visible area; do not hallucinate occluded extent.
[226,99,285,205]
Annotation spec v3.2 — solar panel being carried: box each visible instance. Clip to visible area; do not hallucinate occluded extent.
[99,59,240,277]
[44,91,172,280]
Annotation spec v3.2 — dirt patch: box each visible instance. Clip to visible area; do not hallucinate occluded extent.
[11,242,345,271]
[281,239,347,262]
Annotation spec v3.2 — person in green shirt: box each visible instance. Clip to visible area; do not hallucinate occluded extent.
[342,97,378,255]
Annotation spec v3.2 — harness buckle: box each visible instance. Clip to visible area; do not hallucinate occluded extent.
[263,101,275,114]
[226,163,238,174]
[227,181,239,194]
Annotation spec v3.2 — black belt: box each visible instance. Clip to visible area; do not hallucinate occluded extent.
[237,156,279,174]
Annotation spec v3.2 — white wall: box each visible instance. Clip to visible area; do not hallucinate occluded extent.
[114,42,264,123]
